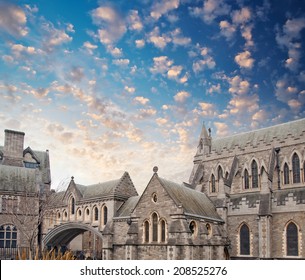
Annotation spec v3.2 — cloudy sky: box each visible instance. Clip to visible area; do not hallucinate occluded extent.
[0,0,305,193]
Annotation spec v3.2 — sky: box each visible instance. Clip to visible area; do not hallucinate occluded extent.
[0,0,305,193]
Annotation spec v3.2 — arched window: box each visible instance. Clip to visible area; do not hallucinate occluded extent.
[240,224,250,255]
[218,166,223,180]
[94,207,98,221]
[287,222,298,256]
[160,220,166,242]
[292,153,300,184]
[70,197,75,215]
[244,169,249,189]
[102,206,108,225]
[0,225,17,248]
[152,213,158,242]
[211,174,216,193]
[283,163,290,185]
[251,160,258,188]
[144,221,149,243]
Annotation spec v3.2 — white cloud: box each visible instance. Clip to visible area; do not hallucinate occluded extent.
[232,7,251,25]
[190,0,231,24]
[135,39,145,48]
[125,86,136,94]
[174,91,191,103]
[234,50,254,69]
[167,65,183,79]
[112,58,130,67]
[214,122,229,137]
[219,20,236,40]
[229,75,251,95]
[147,27,171,49]
[192,47,216,73]
[83,41,98,54]
[150,0,180,21]
[150,56,173,74]
[0,2,28,37]
[92,6,127,46]
[127,10,143,31]
[197,102,217,117]
[133,96,150,105]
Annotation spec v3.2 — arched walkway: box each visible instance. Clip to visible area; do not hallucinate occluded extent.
[43,222,103,247]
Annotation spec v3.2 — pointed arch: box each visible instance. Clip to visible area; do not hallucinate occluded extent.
[70,196,75,215]
[239,223,250,255]
[251,160,259,188]
[93,206,99,221]
[244,169,249,189]
[152,212,158,242]
[160,219,167,243]
[292,153,300,184]
[211,174,216,193]
[102,205,108,225]
[144,220,150,243]
[286,221,299,256]
[283,162,290,185]
[217,165,223,180]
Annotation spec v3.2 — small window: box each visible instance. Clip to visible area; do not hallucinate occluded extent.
[0,225,17,248]
[189,221,197,235]
[240,224,250,255]
[152,193,158,203]
[144,221,149,243]
[70,197,75,215]
[94,207,99,221]
[287,222,298,256]
[211,174,216,193]
[251,161,258,188]
[206,223,212,236]
[283,163,290,185]
[218,166,223,180]
[103,206,108,225]
[292,153,300,184]
[244,169,249,189]
[160,220,166,242]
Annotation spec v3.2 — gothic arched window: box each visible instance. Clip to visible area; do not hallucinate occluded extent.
[218,166,223,180]
[244,169,249,189]
[144,221,149,243]
[102,206,108,225]
[251,160,258,188]
[283,163,290,185]
[287,222,298,256]
[292,153,300,184]
[94,207,99,221]
[70,197,75,215]
[160,220,166,242]
[240,224,250,255]
[211,174,216,193]
[152,213,158,242]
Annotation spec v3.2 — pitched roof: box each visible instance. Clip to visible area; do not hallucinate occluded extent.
[211,118,305,153]
[116,196,140,217]
[158,176,222,222]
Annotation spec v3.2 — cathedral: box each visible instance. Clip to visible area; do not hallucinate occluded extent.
[1,118,305,259]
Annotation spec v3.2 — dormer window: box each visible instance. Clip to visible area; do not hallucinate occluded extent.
[24,161,39,169]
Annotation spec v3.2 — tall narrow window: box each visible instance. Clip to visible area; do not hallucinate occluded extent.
[160,220,166,242]
[244,169,249,189]
[152,213,158,242]
[94,207,98,221]
[283,163,290,184]
[240,224,250,255]
[251,161,258,188]
[292,153,300,184]
[218,166,223,180]
[211,174,216,193]
[287,222,298,256]
[103,206,108,225]
[144,221,149,243]
[70,197,75,215]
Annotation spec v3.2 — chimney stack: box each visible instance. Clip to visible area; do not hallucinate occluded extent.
[3,129,25,167]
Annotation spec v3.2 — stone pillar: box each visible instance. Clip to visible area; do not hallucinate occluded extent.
[258,216,272,258]
[3,129,25,166]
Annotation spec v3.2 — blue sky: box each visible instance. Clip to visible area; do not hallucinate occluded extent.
[0,0,305,193]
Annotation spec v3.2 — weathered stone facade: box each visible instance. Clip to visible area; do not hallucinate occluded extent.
[0,129,51,258]
[189,118,305,259]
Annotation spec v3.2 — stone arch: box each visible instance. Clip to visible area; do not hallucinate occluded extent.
[43,222,103,248]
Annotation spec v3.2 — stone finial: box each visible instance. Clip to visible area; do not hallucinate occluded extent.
[153,166,158,173]
[71,176,74,181]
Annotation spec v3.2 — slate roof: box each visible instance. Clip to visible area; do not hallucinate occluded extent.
[158,177,223,222]
[117,196,140,217]
[211,118,305,153]
[0,164,38,193]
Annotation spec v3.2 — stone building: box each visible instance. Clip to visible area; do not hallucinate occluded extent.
[0,129,51,258]
[189,118,305,259]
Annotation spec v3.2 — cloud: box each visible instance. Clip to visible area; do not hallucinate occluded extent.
[83,41,98,54]
[147,27,171,49]
[125,86,136,94]
[214,122,229,137]
[171,28,191,46]
[232,7,251,25]
[127,10,143,31]
[174,91,191,103]
[135,39,145,48]
[67,67,85,82]
[197,102,217,117]
[156,117,168,126]
[150,0,180,21]
[112,58,130,67]
[219,20,236,41]
[190,0,231,24]
[91,6,127,46]
[276,17,305,72]
[229,75,251,95]
[234,50,254,69]
[0,2,28,37]
[133,96,149,105]
[150,56,174,74]
[42,23,72,51]
[192,47,216,73]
